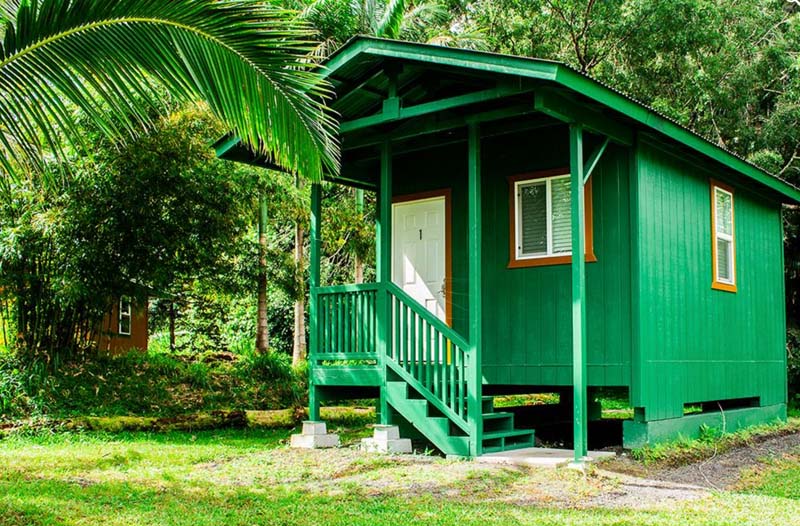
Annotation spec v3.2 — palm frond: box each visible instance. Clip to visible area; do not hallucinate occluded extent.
[376,0,405,39]
[0,0,339,182]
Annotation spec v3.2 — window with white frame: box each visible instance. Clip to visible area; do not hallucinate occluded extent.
[118,297,132,336]
[712,182,736,290]
[514,174,573,259]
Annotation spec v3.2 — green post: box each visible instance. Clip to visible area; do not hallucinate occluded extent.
[467,123,483,456]
[570,124,588,463]
[309,183,322,421]
[377,142,393,425]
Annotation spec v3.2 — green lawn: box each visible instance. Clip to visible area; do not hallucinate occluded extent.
[2,429,800,526]
[736,454,800,500]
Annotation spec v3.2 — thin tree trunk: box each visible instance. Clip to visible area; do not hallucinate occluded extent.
[292,226,306,364]
[292,176,307,365]
[354,188,365,284]
[256,192,270,354]
[169,301,176,352]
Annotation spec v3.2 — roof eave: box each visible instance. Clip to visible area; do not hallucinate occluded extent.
[553,67,800,204]
[321,38,800,204]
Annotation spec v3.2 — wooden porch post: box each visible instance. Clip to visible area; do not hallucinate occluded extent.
[467,123,483,456]
[377,141,393,425]
[570,124,588,463]
[308,183,322,421]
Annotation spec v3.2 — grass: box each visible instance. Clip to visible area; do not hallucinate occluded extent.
[736,454,800,499]
[1,430,800,525]
[493,393,559,408]
[628,416,800,467]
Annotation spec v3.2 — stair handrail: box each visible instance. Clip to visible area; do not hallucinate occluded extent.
[316,282,381,295]
[384,282,470,352]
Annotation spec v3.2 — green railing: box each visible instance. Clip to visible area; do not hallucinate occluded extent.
[385,282,471,432]
[312,282,473,433]
[315,283,379,359]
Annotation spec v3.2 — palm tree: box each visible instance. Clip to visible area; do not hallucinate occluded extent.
[0,0,339,188]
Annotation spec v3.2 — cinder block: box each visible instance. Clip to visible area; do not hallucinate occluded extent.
[361,437,413,454]
[302,421,328,436]
[290,432,340,449]
[372,425,400,441]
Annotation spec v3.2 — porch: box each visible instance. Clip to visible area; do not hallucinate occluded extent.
[306,121,610,458]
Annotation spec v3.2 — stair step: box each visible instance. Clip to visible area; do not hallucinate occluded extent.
[483,429,534,441]
[481,396,494,413]
[482,411,514,432]
[386,381,409,398]
[481,428,535,454]
[385,379,470,457]
[482,412,514,420]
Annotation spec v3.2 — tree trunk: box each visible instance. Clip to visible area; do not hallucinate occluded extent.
[292,176,307,365]
[354,188,365,284]
[256,192,270,354]
[169,301,176,352]
[292,225,306,364]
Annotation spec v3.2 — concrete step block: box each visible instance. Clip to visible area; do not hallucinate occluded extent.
[372,425,400,441]
[361,437,413,454]
[302,421,328,436]
[290,432,340,449]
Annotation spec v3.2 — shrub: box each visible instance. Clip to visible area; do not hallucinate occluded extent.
[237,351,294,382]
[788,327,800,404]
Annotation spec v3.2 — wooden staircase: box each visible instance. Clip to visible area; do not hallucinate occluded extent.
[386,376,534,456]
[312,281,535,457]
[480,396,536,453]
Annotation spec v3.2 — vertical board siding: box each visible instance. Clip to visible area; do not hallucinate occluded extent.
[480,128,632,387]
[391,127,632,388]
[635,138,786,420]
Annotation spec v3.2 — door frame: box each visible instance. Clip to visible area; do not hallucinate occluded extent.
[392,188,453,327]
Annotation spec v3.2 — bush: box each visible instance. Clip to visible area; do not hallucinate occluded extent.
[236,351,294,382]
[0,355,33,417]
[0,347,308,421]
[788,327,800,404]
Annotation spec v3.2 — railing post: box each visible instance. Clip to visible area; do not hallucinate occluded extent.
[570,124,588,465]
[308,183,322,421]
[467,123,483,457]
[377,141,393,425]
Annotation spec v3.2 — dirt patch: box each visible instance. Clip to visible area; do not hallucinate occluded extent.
[604,430,800,490]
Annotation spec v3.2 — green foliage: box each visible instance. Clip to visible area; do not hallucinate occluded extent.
[736,455,800,499]
[0,347,306,420]
[0,0,338,183]
[238,351,295,382]
[631,417,800,466]
[787,328,800,402]
[0,105,261,362]
[300,0,483,53]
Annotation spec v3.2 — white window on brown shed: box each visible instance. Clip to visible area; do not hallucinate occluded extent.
[119,297,132,335]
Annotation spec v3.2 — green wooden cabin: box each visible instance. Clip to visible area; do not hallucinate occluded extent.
[218,38,800,460]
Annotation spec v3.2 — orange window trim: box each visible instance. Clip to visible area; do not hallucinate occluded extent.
[507,168,597,269]
[392,188,453,327]
[710,179,737,293]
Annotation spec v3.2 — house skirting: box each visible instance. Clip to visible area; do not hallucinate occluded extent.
[622,403,786,449]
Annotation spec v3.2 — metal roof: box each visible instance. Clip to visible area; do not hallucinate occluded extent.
[322,37,800,203]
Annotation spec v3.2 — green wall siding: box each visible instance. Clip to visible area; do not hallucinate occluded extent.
[633,137,787,420]
[480,129,632,387]
[392,127,633,388]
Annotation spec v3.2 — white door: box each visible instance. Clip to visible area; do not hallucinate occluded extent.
[392,196,447,323]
